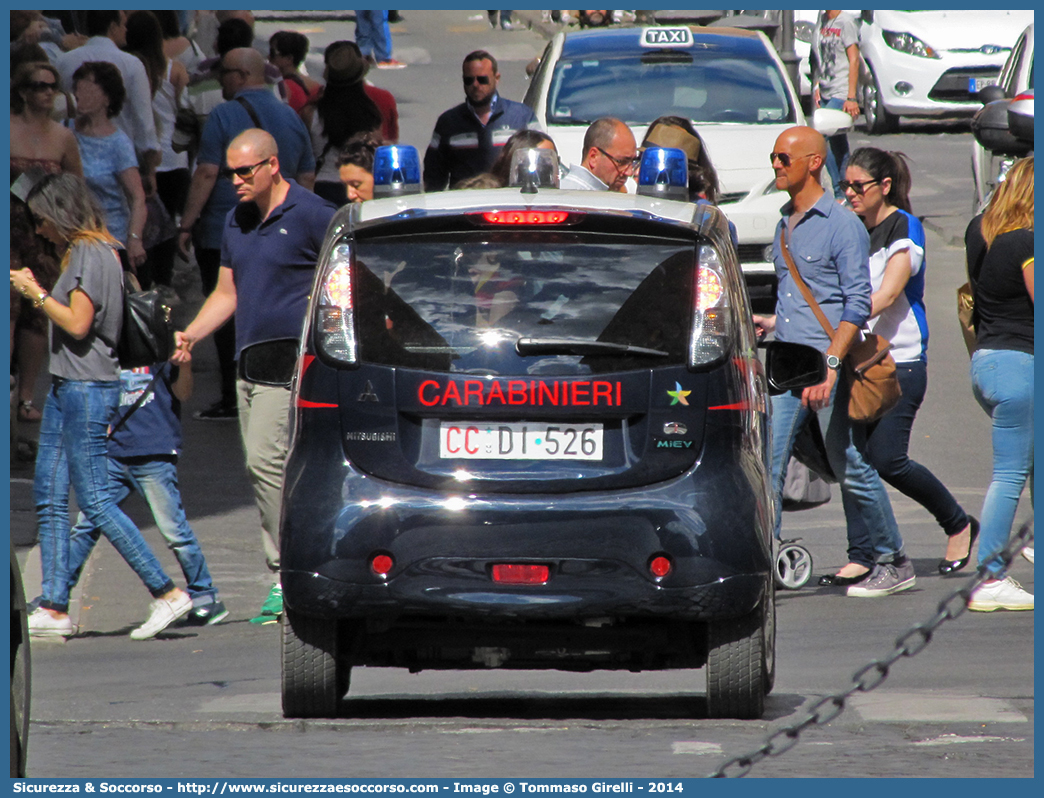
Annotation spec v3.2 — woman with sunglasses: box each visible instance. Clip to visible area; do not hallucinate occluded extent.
[9,173,193,640]
[963,157,1033,611]
[842,147,976,584]
[10,60,83,424]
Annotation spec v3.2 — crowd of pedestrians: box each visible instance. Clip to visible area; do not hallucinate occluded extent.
[11,10,1032,642]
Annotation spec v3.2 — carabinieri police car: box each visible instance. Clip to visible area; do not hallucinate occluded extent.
[279,145,823,720]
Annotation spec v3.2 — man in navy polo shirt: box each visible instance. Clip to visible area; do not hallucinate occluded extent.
[177,47,315,421]
[173,128,336,623]
[423,49,539,191]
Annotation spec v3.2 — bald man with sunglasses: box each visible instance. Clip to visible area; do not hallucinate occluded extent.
[753,125,913,599]
[174,128,336,622]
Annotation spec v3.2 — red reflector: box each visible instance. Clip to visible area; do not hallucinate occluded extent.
[482,210,570,225]
[491,563,550,584]
[649,556,672,578]
[370,554,394,576]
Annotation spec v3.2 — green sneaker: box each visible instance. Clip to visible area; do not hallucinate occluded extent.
[249,583,283,624]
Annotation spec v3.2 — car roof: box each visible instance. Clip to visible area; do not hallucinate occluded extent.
[344,188,716,233]
[558,25,767,60]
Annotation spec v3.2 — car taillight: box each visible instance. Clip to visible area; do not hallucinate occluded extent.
[690,243,732,367]
[480,210,572,225]
[316,243,357,365]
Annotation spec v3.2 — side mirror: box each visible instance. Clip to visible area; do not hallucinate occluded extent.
[811,107,853,137]
[976,84,1006,105]
[764,341,827,395]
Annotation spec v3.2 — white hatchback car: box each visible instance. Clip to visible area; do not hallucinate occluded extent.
[971,23,1034,212]
[523,25,807,309]
[859,9,1034,134]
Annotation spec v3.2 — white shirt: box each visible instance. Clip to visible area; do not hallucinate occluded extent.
[57,37,160,157]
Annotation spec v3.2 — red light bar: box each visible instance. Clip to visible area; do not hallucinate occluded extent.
[491,563,550,584]
[481,211,572,225]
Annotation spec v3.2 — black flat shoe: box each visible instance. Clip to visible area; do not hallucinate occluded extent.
[818,568,872,587]
[938,516,980,575]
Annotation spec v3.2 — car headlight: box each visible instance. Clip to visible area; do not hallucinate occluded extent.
[794,21,815,44]
[882,30,940,59]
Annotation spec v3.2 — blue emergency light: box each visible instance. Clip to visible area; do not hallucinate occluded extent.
[636,146,689,201]
[372,145,422,198]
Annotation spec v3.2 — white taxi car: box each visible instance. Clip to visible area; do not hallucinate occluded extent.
[523,25,808,310]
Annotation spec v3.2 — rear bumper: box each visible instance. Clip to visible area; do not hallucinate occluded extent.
[281,451,773,624]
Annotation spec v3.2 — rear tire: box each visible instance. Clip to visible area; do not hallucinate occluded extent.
[281,609,347,718]
[862,65,900,134]
[705,588,774,719]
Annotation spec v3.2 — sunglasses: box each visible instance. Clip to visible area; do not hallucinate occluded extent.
[596,147,640,170]
[221,159,270,180]
[769,152,814,168]
[462,75,491,86]
[31,212,47,228]
[838,179,880,195]
[26,80,58,92]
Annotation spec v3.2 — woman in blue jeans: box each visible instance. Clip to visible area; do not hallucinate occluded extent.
[842,148,976,585]
[964,156,1034,612]
[9,173,192,640]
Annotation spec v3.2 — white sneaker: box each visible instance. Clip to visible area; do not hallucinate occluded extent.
[130,592,193,639]
[1022,546,1034,564]
[968,577,1034,612]
[28,607,74,638]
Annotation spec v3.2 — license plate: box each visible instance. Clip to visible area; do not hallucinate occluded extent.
[970,76,998,93]
[439,422,603,460]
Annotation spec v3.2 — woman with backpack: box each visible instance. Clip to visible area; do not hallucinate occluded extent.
[9,173,193,641]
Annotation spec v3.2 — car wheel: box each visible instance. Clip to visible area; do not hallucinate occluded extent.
[10,547,31,777]
[281,609,348,718]
[862,65,900,135]
[705,588,774,719]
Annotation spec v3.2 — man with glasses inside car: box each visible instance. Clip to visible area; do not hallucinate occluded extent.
[560,117,638,193]
[176,47,315,422]
[423,49,539,191]
[752,125,913,599]
[174,128,336,624]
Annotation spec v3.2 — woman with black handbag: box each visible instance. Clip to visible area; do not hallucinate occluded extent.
[963,156,1034,612]
[842,147,977,578]
[9,173,192,640]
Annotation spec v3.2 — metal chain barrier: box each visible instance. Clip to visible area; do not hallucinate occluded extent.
[706,519,1034,778]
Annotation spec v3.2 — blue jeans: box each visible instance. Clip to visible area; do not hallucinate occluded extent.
[770,375,904,567]
[822,97,850,200]
[355,10,391,62]
[34,379,175,613]
[971,349,1034,576]
[67,457,218,606]
[866,361,969,536]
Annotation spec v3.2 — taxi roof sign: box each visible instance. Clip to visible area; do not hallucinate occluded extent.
[640,27,694,48]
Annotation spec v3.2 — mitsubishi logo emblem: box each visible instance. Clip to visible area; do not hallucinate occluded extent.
[357,381,380,403]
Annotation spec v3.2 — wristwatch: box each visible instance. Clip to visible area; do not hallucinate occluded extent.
[826,354,842,370]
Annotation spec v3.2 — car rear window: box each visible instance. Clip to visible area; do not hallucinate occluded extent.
[351,231,696,376]
[547,52,795,126]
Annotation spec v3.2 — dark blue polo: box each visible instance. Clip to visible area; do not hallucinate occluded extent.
[220,179,337,357]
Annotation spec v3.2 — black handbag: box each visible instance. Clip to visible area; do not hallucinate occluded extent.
[117,274,173,370]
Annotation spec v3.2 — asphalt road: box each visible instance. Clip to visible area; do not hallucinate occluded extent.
[10,9,1033,782]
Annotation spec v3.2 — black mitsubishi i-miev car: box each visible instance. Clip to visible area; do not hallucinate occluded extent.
[279,180,815,720]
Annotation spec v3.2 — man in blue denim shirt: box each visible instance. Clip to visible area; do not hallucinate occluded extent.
[753,125,913,598]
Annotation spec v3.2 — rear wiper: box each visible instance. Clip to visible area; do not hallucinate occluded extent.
[516,337,669,357]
